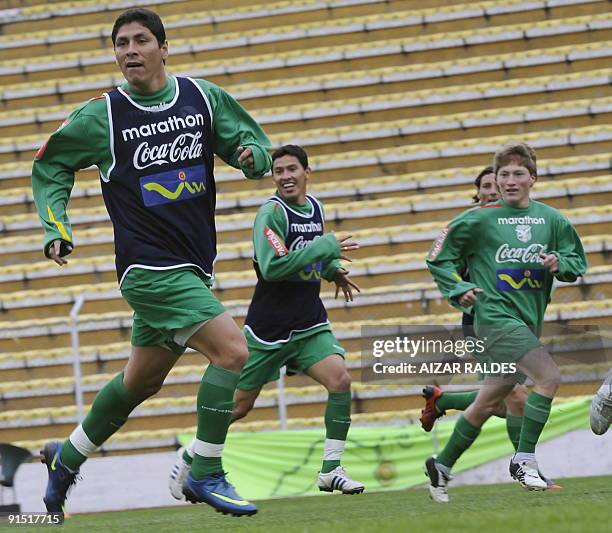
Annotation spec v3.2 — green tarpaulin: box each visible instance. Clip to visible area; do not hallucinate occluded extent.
[179,398,590,500]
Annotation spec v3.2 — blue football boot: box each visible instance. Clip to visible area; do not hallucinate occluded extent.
[40,441,79,513]
[182,471,257,516]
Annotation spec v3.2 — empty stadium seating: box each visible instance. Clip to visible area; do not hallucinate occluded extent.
[0,0,610,455]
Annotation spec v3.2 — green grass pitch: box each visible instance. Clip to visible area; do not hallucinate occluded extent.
[22,476,612,532]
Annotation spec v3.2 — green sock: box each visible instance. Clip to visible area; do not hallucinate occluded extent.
[435,390,478,413]
[60,372,141,471]
[517,392,552,454]
[182,446,193,465]
[505,414,523,451]
[191,365,239,480]
[436,415,481,469]
[321,391,352,473]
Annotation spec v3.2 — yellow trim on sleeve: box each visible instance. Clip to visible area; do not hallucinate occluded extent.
[47,206,71,242]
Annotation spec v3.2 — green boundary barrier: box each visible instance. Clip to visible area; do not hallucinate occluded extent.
[179,398,590,500]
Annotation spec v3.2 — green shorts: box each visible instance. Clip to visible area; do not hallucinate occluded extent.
[474,324,542,384]
[120,267,226,356]
[238,329,345,391]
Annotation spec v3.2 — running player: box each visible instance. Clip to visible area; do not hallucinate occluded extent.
[32,8,271,517]
[169,145,365,498]
[424,143,587,502]
[419,166,558,488]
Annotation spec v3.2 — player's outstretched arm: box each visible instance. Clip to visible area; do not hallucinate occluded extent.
[200,80,272,179]
[254,203,355,281]
[426,213,479,313]
[32,104,101,262]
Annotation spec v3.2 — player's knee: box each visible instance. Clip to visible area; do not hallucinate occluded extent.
[218,337,249,373]
[535,367,561,396]
[493,401,507,418]
[476,400,503,419]
[124,378,163,401]
[327,371,351,393]
[506,388,528,416]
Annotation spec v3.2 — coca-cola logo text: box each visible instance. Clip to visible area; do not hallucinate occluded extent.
[495,243,547,264]
[133,132,203,170]
[289,234,321,251]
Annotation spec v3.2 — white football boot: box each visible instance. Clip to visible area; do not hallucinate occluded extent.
[169,447,191,500]
[424,457,452,503]
[317,466,365,494]
[509,456,547,491]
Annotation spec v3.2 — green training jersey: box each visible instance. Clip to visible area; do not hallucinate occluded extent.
[31,74,272,280]
[426,199,587,336]
[244,194,342,346]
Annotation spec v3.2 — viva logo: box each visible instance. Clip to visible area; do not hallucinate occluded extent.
[496,268,544,291]
[140,165,206,206]
[294,261,322,282]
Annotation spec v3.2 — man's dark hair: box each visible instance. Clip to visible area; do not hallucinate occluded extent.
[112,9,166,47]
[473,165,495,203]
[272,145,309,170]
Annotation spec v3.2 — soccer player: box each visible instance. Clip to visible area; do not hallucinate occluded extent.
[424,143,587,502]
[419,167,558,488]
[590,371,612,435]
[169,145,365,497]
[32,8,272,517]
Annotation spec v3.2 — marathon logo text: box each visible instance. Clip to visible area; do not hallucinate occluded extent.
[290,222,322,233]
[121,114,205,141]
[497,216,545,225]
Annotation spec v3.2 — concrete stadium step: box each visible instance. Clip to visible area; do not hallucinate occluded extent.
[0,0,274,33]
[0,0,453,58]
[1,114,610,199]
[2,327,609,411]
[0,206,608,298]
[0,254,610,326]
[0,379,431,442]
[1,12,610,111]
[2,40,610,139]
[10,395,596,456]
[0,274,610,352]
[1,165,609,266]
[1,345,608,412]
[0,218,609,307]
[1,172,609,251]
[3,94,612,167]
[1,0,602,61]
[2,3,610,85]
[8,408,426,455]
[1,150,610,221]
[0,356,374,411]
[1,0,465,34]
[0,373,605,444]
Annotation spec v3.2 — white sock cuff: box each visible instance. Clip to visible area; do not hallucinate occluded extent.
[186,438,196,457]
[193,439,224,458]
[69,424,99,457]
[514,452,536,463]
[323,438,346,461]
